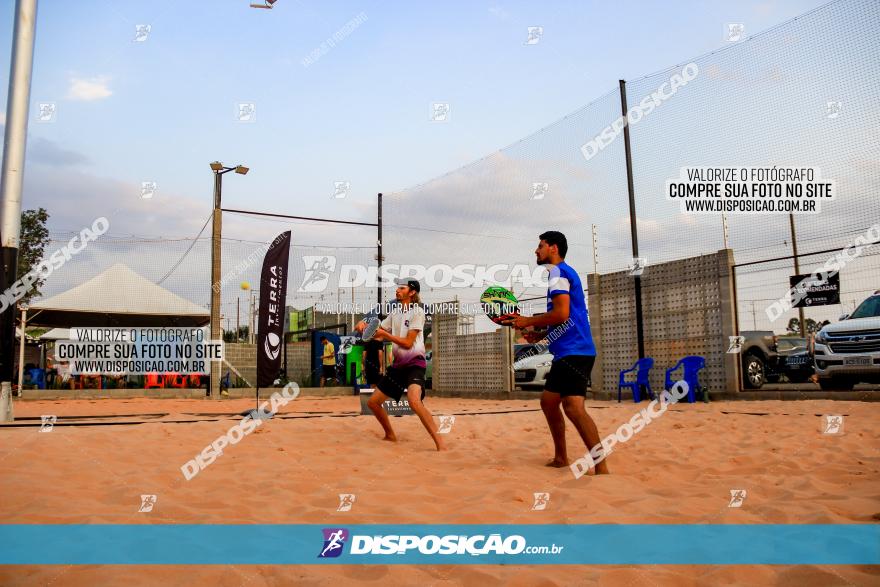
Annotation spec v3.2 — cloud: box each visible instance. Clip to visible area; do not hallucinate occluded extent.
[66,76,112,101]
[27,137,91,167]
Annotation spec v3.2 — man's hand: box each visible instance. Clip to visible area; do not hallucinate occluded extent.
[371,328,388,341]
[501,314,530,329]
[355,320,367,333]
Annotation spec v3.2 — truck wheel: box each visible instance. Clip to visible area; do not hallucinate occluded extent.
[743,354,765,389]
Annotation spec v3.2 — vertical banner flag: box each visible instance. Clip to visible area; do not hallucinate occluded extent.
[257,231,291,388]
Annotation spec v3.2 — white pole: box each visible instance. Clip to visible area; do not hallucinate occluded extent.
[591,223,599,274]
[17,307,26,396]
[0,0,39,422]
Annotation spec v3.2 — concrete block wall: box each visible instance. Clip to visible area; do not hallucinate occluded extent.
[286,341,313,386]
[225,342,316,387]
[587,249,738,395]
[433,303,514,393]
[223,343,256,385]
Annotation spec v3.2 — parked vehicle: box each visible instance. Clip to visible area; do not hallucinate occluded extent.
[513,344,553,389]
[782,350,814,383]
[740,330,782,389]
[776,337,814,383]
[814,292,880,390]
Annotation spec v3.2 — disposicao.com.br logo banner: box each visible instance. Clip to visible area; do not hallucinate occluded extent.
[1,524,877,565]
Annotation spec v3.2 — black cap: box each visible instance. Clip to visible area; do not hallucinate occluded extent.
[394,277,420,292]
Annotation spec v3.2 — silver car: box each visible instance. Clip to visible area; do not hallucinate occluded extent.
[814,292,880,390]
[513,344,553,389]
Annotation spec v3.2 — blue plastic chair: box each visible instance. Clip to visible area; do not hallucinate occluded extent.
[26,368,46,390]
[664,356,706,404]
[618,358,654,403]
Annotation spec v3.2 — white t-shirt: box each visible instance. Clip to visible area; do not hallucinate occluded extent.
[380,304,426,368]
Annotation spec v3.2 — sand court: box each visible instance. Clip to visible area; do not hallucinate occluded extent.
[1,396,878,585]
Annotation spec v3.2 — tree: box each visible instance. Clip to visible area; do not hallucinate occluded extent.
[223,325,249,343]
[17,208,50,304]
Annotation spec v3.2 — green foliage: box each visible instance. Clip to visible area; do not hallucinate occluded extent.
[18,208,50,304]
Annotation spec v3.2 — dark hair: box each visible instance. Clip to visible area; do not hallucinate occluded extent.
[320,336,327,342]
[539,231,568,258]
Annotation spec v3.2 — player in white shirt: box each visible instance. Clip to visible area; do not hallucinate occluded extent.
[356,278,446,451]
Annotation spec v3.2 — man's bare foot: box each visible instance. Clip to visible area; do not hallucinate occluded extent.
[382,434,397,442]
[434,438,447,451]
[545,458,569,468]
[595,462,610,475]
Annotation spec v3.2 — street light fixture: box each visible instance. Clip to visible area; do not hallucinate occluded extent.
[209,161,248,398]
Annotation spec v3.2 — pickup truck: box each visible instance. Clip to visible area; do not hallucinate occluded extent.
[739,330,782,389]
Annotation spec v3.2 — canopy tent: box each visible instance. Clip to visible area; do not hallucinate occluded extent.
[26,263,210,328]
[39,328,70,340]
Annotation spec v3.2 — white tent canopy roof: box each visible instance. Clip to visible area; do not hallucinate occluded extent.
[27,263,210,328]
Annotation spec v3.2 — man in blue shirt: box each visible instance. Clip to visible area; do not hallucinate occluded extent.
[504,231,609,474]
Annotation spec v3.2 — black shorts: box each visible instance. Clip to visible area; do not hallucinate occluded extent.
[377,366,426,402]
[544,355,595,397]
[364,367,381,385]
[322,365,336,378]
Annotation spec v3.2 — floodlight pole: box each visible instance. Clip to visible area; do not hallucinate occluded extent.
[620,79,645,360]
[377,193,383,310]
[0,0,39,421]
[209,163,247,398]
[210,170,223,398]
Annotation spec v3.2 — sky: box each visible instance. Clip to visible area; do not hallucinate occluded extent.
[1,0,876,333]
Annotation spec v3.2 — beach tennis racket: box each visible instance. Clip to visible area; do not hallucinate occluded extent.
[361,316,382,341]
[480,286,520,326]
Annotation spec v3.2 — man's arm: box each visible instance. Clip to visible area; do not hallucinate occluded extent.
[504,293,569,329]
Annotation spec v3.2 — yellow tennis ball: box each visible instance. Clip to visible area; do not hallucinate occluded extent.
[241,281,250,290]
